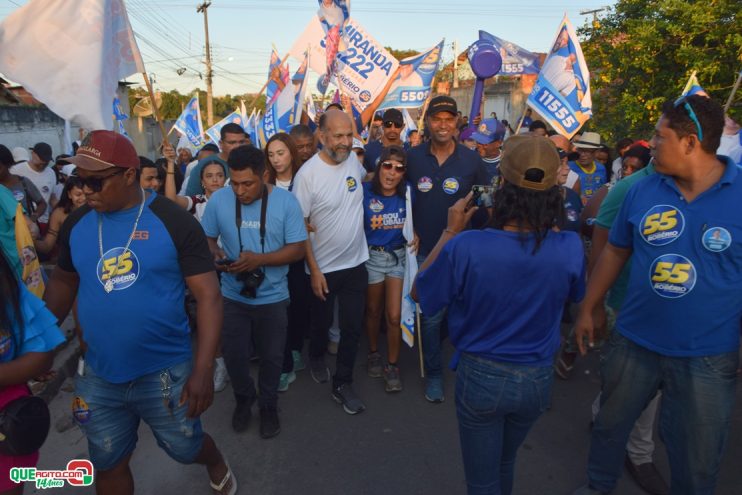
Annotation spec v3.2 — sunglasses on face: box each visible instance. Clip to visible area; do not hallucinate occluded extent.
[79,168,125,192]
[381,161,406,172]
[673,96,704,141]
[383,121,403,129]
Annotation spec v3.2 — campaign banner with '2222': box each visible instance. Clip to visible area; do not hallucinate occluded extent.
[290,16,399,112]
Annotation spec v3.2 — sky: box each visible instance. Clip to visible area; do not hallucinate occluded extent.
[0,0,616,97]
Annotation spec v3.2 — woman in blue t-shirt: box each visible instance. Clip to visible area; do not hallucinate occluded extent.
[415,136,585,495]
[363,146,412,393]
[0,248,64,493]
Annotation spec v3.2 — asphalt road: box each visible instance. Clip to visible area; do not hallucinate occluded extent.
[34,339,742,495]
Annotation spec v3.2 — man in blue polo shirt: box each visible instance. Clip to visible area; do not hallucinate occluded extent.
[573,95,741,495]
[406,95,488,402]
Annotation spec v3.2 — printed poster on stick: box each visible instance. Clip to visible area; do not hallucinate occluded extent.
[290,17,398,112]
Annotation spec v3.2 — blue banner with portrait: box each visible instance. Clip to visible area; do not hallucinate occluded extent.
[527,15,592,138]
[478,31,540,75]
[172,96,205,147]
[379,40,444,110]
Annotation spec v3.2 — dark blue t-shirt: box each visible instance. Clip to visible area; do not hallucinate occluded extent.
[363,140,410,173]
[563,186,583,233]
[58,193,214,383]
[417,229,585,366]
[609,157,742,357]
[406,142,488,255]
[362,182,406,248]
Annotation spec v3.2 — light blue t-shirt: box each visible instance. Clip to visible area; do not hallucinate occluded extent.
[201,185,307,305]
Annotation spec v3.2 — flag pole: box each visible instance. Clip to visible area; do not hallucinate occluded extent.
[141,71,168,142]
[724,69,742,113]
[416,304,425,378]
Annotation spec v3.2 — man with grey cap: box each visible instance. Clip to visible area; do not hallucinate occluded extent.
[471,118,506,183]
[12,141,57,232]
[406,95,488,403]
[43,130,235,494]
[363,108,408,172]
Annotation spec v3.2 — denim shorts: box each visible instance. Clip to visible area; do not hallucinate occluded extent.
[73,359,204,470]
[365,247,406,284]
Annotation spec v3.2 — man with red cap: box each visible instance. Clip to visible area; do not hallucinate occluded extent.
[43,130,235,494]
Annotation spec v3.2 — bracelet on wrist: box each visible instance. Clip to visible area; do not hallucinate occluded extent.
[444,228,459,235]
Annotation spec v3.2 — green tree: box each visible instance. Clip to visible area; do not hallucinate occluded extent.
[579,0,741,144]
[386,47,418,61]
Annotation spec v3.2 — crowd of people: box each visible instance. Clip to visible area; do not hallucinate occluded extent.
[1,91,741,495]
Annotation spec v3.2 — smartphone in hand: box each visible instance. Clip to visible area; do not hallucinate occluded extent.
[469,185,495,208]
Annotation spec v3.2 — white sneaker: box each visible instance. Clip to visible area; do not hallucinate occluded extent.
[214,357,229,392]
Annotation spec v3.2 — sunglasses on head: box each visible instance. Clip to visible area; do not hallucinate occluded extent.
[673,96,703,141]
[383,121,403,129]
[381,161,406,172]
[79,168,126,192]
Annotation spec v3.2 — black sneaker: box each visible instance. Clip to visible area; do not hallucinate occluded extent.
[259,406,281,439]
[310,356,330,384]
[232,400,253,433]
[331,383,366,415]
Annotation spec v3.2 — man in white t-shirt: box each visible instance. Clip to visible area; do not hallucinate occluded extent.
[12,142,57,230]
[292,110,369,415]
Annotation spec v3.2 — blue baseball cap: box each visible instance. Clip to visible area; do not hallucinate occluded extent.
[471,119,506,144]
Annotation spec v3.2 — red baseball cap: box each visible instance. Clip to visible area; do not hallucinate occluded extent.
[67,130,139,171]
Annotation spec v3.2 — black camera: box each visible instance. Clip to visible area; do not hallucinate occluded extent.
[237,269,265,298]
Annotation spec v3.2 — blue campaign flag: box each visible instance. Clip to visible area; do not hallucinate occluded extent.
[478,31,541,75]
[260,52,310,142]
[173,97,205,148]
[205,110,245,145]
[527,15,592,139]
[112,97,128,121]
[267,48,289,106]
[112,97,130,139]
[680,72,708,98]
[379,40,444,110]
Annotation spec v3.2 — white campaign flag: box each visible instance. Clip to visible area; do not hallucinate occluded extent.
[400,185,418,347]
[0,0,144,130]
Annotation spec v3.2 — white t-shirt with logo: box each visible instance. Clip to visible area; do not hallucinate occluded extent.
[11,162,57,223]
[293,152,368,274]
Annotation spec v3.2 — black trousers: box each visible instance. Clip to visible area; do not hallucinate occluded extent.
[282,260,312,373]
[308,263,367,388]
[221,298,288,408]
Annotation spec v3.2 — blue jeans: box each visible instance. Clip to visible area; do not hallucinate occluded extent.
[455,353,553,495]
[73,359,203,470]
[417,254,446,378]
[588,332,739,494]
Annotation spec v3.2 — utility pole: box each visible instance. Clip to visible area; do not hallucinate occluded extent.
[197,1,214,126]
[580,7,608,29]
[453,40,459,89]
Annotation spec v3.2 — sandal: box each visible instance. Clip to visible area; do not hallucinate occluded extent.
[210,460,237,495]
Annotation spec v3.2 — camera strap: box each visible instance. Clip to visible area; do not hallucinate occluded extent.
[234,185,268,254]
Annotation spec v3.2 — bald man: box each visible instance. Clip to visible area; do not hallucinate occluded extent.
[292,110,369,415]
